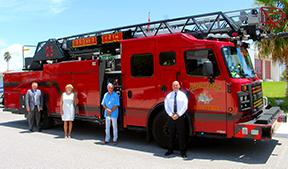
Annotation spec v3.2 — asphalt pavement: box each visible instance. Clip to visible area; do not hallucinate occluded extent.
[0,106,288,169]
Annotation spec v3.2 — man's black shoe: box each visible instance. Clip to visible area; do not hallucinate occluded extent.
[29,130,33,133]
[181,153,187,158]
[164,151,174,156]
[38,129,42,132]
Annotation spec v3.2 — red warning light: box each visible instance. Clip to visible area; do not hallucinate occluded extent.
[232,32,238,37]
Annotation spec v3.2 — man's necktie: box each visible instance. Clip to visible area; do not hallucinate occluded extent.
[34,90,37,105]
[174,92,177,114]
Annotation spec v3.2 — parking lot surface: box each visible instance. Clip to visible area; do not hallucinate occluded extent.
[0,107,288,169]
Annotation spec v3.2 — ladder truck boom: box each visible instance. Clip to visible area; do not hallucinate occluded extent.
[27,6,286,70]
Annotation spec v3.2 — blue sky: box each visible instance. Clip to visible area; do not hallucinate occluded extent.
[0,0,256,72]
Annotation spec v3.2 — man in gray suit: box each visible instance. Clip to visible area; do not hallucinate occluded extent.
[25,82,43,132]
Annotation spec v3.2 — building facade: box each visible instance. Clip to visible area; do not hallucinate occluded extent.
[248,45,282,82]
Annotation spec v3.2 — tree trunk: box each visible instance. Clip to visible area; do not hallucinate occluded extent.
[7,61,9,71]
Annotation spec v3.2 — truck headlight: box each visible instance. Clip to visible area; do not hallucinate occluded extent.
[242,127,248,135]
[251,129,259,135]
[240,96,243,101]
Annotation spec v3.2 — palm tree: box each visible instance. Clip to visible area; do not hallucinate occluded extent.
[3,51,11,71]
[254,0,288,95]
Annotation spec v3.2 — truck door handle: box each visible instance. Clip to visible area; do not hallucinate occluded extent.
[128,90,132,99]
[176,72,180,81]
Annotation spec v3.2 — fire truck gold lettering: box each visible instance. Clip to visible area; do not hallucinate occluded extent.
[190,84,222,91]
[194,105,218,110]
[190,84,207,91]
[73,36,97,48]
[102,32,123,44]
[208,84,222,91]
[126,109,147,117]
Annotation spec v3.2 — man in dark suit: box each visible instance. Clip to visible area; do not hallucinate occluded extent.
[25,82,43,132]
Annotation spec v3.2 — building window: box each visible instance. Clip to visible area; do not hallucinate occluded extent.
[159,51,176,66]
[184,49,220,76]
[131,53,154,77]
[265,60,271,79]
[255,59,262,79]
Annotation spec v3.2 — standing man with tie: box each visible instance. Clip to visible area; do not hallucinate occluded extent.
[164,81,188,158]
[25,82,43,132]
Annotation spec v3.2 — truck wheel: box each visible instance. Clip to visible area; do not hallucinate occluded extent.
[40,106,54,129]
[152,110,170,148]
[152,110,193,149]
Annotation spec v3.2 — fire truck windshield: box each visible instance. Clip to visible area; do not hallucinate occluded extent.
[222,46,256,78]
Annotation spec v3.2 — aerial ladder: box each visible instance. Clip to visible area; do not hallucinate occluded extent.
[26,6,286,70]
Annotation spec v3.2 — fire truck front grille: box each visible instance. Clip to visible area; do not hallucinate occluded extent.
[251,82,263,112]
[237,82,264,113]
[237,90,251,112]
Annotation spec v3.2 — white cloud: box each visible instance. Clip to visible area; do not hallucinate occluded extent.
[0,43,35,72]
[0,0,71,21]
[0,37,7,47]
[49,0,69,14]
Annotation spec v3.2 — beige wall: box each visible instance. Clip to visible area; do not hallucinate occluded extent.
[254,55,280,81]
[250,44,281,81]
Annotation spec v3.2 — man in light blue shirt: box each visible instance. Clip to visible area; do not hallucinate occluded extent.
[101,83,120,145]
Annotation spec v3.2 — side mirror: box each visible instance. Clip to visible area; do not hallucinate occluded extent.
[203,61,214,84]
[203,61,214,76]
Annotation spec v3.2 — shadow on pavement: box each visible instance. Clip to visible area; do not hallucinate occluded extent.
[0,117,280,164]
[179,137,279,164]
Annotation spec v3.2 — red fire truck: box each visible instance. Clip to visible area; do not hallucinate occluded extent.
[3,7,287,148]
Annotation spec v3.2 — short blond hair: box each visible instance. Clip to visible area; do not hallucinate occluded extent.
[65,84,74,90]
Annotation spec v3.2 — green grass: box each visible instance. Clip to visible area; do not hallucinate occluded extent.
[262,81,288,113]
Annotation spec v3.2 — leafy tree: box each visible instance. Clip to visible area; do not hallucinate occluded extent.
[254,0,288,95]
[281,68,287,80]
[3,51,11,71]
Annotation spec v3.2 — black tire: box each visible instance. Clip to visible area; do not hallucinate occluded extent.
[40,105,54,129]
[152,110,193,149]
[152,110,170,148]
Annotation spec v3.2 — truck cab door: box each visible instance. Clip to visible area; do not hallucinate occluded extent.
[179,45,227,135]
[121,39,156,128]
[157,51,179,98]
